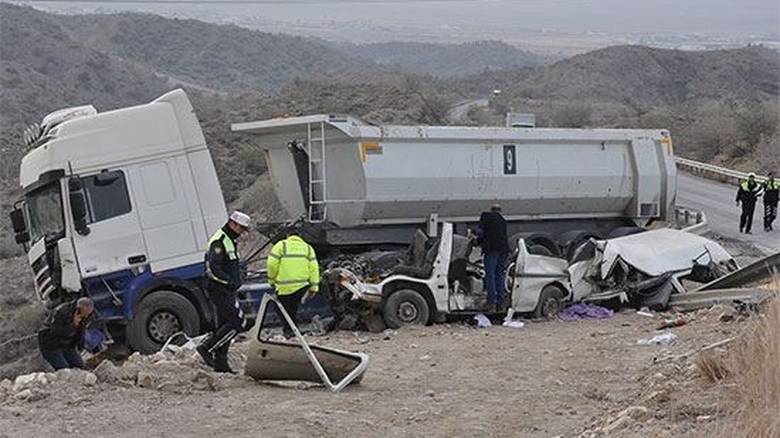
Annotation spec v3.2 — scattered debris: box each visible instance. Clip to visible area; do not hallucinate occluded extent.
[636,307,655,317]
[559,303,613,321]
[501,309,525,328]
[474,314,492,328]
[657,316,687,330]
[637,332,678,346]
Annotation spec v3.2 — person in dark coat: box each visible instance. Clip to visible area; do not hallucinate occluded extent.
[37,297,94,370]
[762,171,779,232]
[736,173,763,234]
[471,204,510,312]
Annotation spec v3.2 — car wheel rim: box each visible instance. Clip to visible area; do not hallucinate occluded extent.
[543,298,560,318]
[148,310,181,343]
[398,302,419,323]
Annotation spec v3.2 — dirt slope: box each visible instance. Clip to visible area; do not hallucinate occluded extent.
[0,309,747,437]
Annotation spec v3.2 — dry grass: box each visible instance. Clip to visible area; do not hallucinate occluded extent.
[696,351,729,383]
[725,285,780,438]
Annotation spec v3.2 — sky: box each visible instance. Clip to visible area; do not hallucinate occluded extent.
[13,0,780,47]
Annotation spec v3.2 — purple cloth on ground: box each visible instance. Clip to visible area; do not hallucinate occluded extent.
[559,303,614,321]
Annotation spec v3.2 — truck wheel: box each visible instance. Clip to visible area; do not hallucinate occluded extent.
[527,244,554,257]
[534,285,565,320]
[128,290,200,354]
[382,289,430,329]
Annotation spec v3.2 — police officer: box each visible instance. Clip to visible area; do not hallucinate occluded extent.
[736,173,763,234]
[763,171,779,232]
[266,231,320,338]
[38,297,95,370]
[196,211,251,373]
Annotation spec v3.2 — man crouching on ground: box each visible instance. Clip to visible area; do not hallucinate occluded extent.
[38,297,95,370]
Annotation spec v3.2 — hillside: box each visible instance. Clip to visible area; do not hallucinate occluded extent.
[513,45,780,107]
[58,12,386,92]
[0,4,170,129]
[469,45,780,172]
[349,40,545,76]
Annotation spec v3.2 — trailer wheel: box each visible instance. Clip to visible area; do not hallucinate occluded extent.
[534,285,565,320]
[383,289,430,329]
[128,290,201,354]
[527,244,554,257]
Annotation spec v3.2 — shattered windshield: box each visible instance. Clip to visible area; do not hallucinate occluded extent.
[25,182,64,244]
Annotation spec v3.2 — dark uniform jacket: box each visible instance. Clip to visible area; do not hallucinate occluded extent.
[736,180,762,205]
[478,211,510,254]
[763,179,779,205]
[206,225,242,291]
[37,300,87,351]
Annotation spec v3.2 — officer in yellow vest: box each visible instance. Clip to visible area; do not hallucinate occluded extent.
[763,171,779,232]
[196,211,251,373]
[266,231,320,337]
[736,173,763,234]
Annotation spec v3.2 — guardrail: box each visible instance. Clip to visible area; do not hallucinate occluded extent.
[674,205,708,234]
[675,156,767,186]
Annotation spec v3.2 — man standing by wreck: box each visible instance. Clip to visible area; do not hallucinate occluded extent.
[471,204,510,313]
[736,173,762,234]
[266,231,320,337]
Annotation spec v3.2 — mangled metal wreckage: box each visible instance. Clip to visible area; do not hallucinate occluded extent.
[327,223,737,327]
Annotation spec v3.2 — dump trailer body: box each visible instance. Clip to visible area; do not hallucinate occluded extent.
[233,115,676,242]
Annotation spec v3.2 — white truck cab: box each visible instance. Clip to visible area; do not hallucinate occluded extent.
[10,90,230,352]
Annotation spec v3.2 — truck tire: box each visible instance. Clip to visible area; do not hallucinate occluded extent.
[382,289,430,329]
[527,244,554,257]
[127,290,201,354]
[534,285,565,320]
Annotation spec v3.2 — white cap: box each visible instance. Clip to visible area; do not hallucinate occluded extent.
[748,172,756,178]
[229,211,251,228]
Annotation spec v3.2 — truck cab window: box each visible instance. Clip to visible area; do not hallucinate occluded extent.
[82,171,132,222]
[25,183,65,243]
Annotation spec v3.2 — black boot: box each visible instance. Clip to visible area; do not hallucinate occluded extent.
[213,345,234,374]
[196,335,216,368]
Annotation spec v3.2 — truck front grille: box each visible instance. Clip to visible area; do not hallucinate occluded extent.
[31,253,55,300]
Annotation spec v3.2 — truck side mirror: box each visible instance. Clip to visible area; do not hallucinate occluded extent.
[10,209,25,233]
[9,209,30,244]
[68,177,91,236]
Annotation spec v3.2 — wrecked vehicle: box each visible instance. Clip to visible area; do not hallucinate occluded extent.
[328,224,737,328]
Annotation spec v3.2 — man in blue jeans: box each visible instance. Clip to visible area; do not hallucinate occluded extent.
[471,204,510,313]
[37,297,94,370]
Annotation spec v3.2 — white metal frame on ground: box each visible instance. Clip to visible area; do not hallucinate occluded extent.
[255,294,369,392]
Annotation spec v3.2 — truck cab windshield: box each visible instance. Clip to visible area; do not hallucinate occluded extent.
[25,182,65,244]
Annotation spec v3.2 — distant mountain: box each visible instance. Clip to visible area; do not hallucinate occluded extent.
[349,40,545,77]
[514,45,780,108]
[58,12,385,92]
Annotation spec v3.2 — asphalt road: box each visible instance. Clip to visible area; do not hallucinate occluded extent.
[677,172,780,254]
[446,98,488,123]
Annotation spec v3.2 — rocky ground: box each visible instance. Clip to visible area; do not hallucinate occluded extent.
[0,302,757,438]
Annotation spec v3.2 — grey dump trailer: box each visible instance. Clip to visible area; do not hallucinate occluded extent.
[233,114,724,329]
[232,114,677,257]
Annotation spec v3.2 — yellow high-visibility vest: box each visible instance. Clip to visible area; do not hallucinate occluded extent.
[205,229,238,285]
[266,235,320,295]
